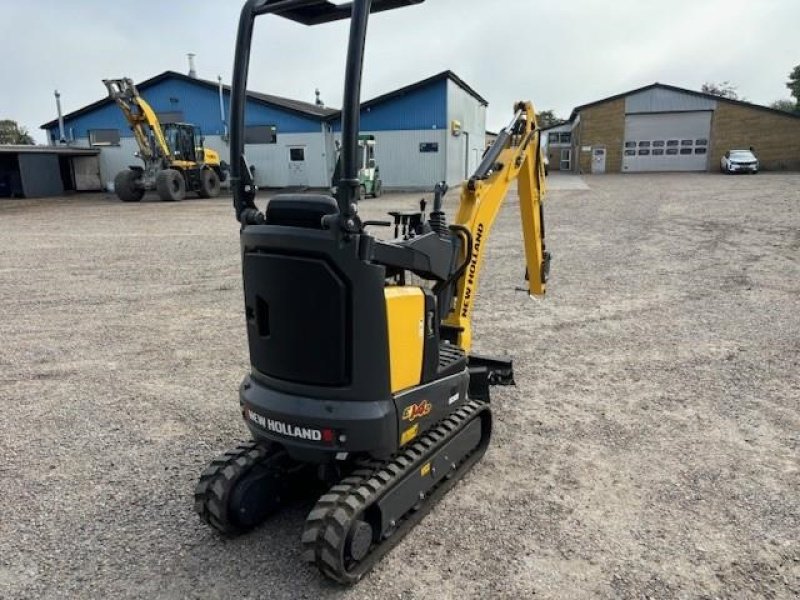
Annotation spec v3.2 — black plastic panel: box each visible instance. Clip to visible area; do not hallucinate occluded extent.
[244,253,348,385]
[240,226,392,403]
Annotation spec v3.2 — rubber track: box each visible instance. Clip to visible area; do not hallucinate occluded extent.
[194,440,275,536]
[301,399,490,584]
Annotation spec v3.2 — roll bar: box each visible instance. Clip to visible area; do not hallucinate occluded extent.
[230,0,424,226]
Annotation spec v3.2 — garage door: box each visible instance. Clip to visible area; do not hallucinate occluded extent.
[623,112,711,172]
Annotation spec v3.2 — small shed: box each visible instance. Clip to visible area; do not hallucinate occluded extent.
[0,145,102,198]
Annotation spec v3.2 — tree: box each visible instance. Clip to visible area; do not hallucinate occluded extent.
[0,120,34,145]
[536,110,562,128]
[769,99,798,113]
[786,64,800,109]
[701,81,743,101]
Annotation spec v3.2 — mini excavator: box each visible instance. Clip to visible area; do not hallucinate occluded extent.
[195,0,550,584]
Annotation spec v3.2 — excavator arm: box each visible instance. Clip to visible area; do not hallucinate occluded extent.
[103,78,171,164]
[445,102,549,352]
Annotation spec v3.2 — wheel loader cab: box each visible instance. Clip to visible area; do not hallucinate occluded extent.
[163,123,198,163]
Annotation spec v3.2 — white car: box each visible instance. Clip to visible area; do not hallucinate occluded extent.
[721,149,759,174]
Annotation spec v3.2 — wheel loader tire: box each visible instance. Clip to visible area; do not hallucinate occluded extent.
[373,179,383,198]
[114,169,144,202]
[156,169,186,202]
[198,168,221,198]
[359,184,367,201]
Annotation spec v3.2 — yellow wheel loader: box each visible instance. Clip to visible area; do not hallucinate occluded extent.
[104,78,227,202]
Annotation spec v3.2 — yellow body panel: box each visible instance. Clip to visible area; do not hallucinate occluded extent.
[201,147,222,167]
[384,287,425,393]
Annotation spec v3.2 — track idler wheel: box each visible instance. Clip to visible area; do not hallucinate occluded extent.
[194,441,293,536]
[346,520,373,562]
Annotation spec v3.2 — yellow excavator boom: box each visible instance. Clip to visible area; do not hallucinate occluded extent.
[445,101,549,352]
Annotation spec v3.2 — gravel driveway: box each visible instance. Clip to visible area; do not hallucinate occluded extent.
[1,173,798,599]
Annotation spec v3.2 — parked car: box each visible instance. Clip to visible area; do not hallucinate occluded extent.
[721,149,759,174]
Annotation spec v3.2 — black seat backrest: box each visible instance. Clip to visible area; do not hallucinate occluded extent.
[265,194,339,229]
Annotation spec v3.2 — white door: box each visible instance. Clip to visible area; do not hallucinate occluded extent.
[287,146,308,187]
[71,156,103,191]
[623,112,711,172]
[592,147,606,174]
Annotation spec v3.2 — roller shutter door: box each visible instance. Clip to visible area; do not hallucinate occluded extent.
[622,112,711,172]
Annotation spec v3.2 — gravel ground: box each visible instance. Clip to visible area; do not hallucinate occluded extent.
[1,173,798,599]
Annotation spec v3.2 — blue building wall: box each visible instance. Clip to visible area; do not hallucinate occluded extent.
[47,78,322,142]
[331,78,447,132]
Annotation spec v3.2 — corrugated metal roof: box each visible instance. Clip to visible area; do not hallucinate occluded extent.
[41,70,487,131]
[626,87,716,113]
[355,71,488,110]
[0,145,99,156]
[568,82,800,121]
[40,71,337,129]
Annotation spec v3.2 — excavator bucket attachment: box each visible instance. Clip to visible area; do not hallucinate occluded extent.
[257,0,424,25]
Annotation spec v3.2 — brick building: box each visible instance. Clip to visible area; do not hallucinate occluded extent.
[544,83,800,174]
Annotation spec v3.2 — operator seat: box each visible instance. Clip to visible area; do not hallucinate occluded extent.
[265,194,339,229]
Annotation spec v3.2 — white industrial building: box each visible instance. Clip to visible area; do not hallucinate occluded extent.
[39,70,487,195]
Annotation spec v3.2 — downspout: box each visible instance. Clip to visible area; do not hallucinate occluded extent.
[54,90,66,144]
[218,75,229,142]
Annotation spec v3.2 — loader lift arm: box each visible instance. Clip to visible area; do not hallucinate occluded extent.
[103,78,171,163]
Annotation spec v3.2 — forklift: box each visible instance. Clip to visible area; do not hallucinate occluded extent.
[332,134,382,198]
[194,0,550,584]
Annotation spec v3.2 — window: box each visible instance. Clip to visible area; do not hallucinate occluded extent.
[681,139,693,146]
[680,148,692,155]
[245,125,277,144]
[653,140,665,147]
[419,142,439,153]
[653,149,665,156]
[625,141,636,148]
[666,148,679,155]
[695,138,708,146]
[667,140,679,147]
[156,111,184,124]
[694,147,707,155]
[549,132,571,144]
[624,149,636,156]
[638,141,651,147]
[289,148,305,161]
[638,149,650,156]
[88,129,120,146]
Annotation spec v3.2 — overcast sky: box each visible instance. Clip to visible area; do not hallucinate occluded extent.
[2,0,798,143]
